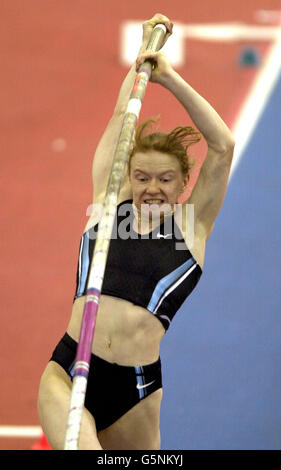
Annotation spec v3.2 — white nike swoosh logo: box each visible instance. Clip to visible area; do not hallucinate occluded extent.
[157,233,172,239]
[136,380,155,390]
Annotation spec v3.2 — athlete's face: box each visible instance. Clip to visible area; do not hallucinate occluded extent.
[129,150,186,220]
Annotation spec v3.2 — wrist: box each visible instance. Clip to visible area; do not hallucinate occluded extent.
[155,66,176,86]
[139,38,150,54]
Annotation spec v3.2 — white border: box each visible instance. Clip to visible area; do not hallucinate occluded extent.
[230,31,281,179]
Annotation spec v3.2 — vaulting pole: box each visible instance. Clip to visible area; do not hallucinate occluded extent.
[64,23,167,450]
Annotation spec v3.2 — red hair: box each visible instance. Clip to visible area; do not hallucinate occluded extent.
[129,117,201,181]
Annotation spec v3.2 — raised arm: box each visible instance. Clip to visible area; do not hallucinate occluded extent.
[136,51,235,241]
[91,14,173,206]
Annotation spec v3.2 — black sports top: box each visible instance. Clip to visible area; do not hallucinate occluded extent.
[73,200,202,331]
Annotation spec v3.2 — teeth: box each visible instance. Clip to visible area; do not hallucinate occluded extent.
[145,200,163,204]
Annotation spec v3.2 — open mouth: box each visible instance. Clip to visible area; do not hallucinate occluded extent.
[143,199,164,204]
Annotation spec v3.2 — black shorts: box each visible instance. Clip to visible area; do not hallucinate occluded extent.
[50,333,162,432]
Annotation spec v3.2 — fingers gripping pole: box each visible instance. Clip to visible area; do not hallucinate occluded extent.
[64,23,167,450]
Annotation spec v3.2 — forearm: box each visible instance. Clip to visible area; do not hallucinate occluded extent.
[161,70,234,152]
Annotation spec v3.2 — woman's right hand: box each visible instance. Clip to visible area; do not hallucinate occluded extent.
[136,50,174,84]
[141,13,173,50]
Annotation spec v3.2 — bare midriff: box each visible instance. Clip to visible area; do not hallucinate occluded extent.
[66,294,165,367]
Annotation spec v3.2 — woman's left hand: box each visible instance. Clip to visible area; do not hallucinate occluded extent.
[136,50,173,84]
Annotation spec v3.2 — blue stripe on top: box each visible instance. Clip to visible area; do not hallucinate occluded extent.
[76,232,90,298]
[147,257,195,313]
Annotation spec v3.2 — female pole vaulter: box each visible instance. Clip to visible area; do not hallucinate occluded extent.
[37,13,234,450]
